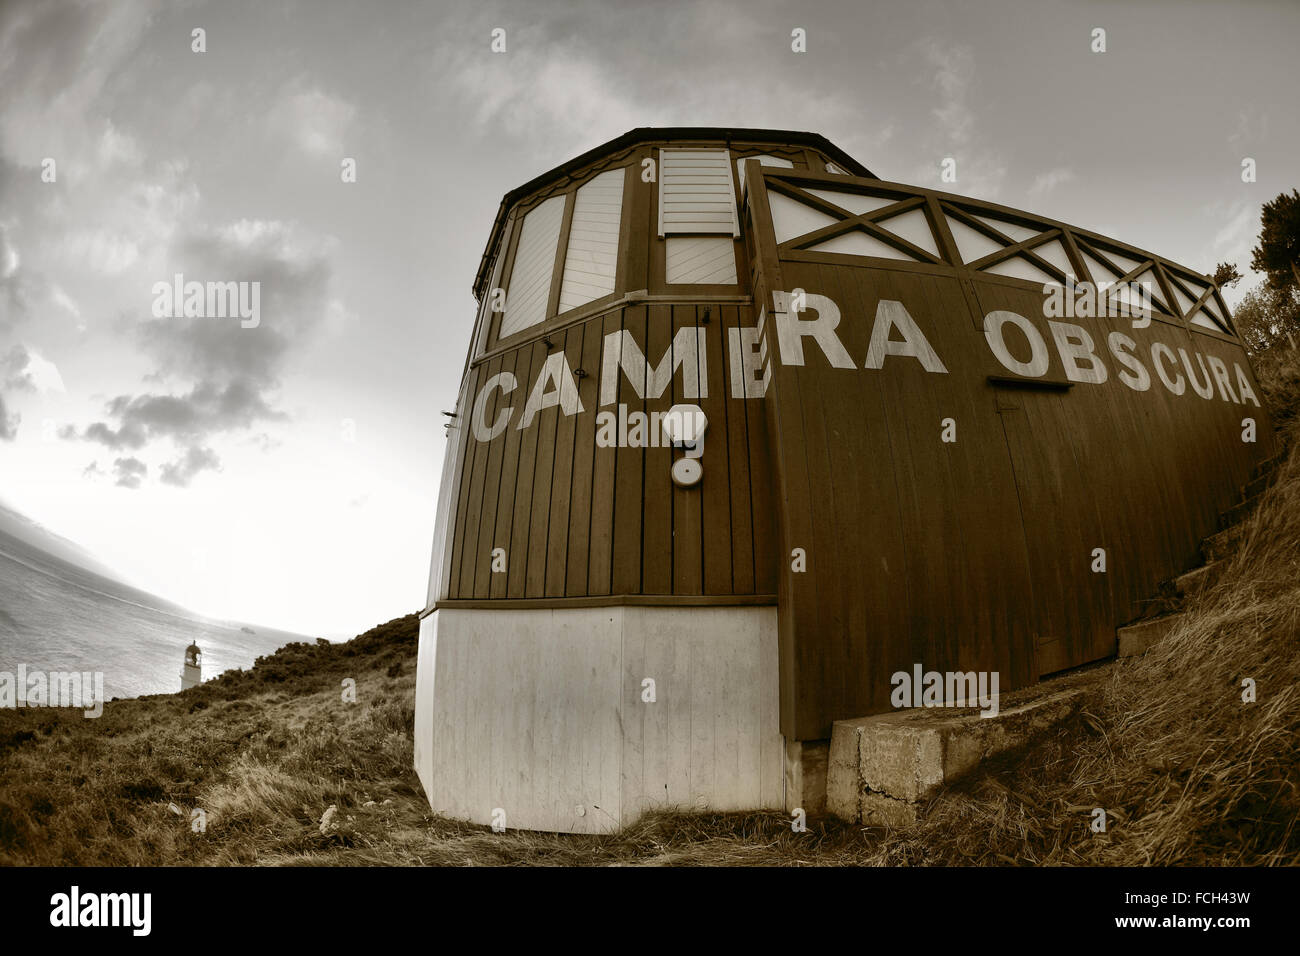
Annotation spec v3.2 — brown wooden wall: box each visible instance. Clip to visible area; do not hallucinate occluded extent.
[746,166,1278,740]
[426,142,1277,748]
[440,302,779,604]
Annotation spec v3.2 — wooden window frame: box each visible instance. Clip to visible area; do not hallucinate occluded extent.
[484,159,636,354]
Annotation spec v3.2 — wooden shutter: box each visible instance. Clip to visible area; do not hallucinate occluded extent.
[500,194,565,338]
[559,168,625,313]
[658,148,739,237]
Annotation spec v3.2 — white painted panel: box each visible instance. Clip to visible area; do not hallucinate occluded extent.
[1031,238,1073,278]
[946,215,1005,264]
[1175,273,1224,329]
[413,616,436,799]
[1101,246,1145,275]
[665,236,737,284]
[768,190,840,243]
[1168,277,1199,315]
[971,213,1040,244]
[735,153,794,194]
[802,188,898,217]
[414,606,782,833]
[1131,268,1171,314]
[500,194,565,338]
[983,254,1060,285]
[621,607,782,818]
[877,207,939,258]
[559,168,625,313]
[659,148,739,236]
[1081,249,1121,284]
[1200,294,1226,324]
[809,228,916,260]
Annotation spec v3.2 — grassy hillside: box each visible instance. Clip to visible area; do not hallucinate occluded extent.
[2,350,1298,866]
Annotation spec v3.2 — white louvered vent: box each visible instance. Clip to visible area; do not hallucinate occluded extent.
[658,148,739,237]
[559,168,625,313]
[499,194,565,338]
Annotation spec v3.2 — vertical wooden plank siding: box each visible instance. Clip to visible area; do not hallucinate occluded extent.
[641,304,674,593]
[437,146,1276,749]
[671,304,704,595]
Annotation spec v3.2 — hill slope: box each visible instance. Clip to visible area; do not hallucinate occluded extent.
[2,351,1298,866]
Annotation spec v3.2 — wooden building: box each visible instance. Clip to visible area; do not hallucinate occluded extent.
[415,127,1276,832]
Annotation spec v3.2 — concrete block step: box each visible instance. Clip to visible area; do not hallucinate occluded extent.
[1202,523,1243,563]
[1220,493,1262,530]
[1172,560,1222,597]
[827,688,1088,825]
[1117,613,1184,657]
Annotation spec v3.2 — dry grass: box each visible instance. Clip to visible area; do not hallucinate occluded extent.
[3,348,1299,866]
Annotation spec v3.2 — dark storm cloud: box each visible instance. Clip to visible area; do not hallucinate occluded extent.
[76,378,286,451]
[0,394,17,440]
[0,344,31,440]
[0,222,30,332]
[144,221,335,387]
[112,456,147,489]
[159,445,221,487]
[65,219,333,483]
[1,344,32,390]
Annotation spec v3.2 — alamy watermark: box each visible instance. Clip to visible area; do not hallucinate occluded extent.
[151,273,260,328]
[891,665,1000,717]
[1042,275,1154,323]
[0,665,105,718]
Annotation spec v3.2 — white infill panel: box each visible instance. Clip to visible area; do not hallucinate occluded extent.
[559,168,625,313]
[666,236,738,284]
[946,214,1005,264]
[809,229,917,261]
[877,207,940,259]
[735,154,794,194]
[768,190,839,243]
[500,194,565,338]
[659,148,739,237]
[802,188,898,217]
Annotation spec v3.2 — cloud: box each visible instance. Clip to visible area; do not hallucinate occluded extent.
[2,344,64,393]
[0,221,88,335]
[159,445,221,487]
[0,342,63,439]
[112,456,147,489]
[62,217,335,484]
[77,379,286,450]
[0,0,157,172]
[1028,167,1075,198]
[59,228,141,276]
[924,39,976,148]
[0,394,17,440]
[268,80,356,157]
[912,38,1006,199]
[82,461,104,479]
[1,344,31,390]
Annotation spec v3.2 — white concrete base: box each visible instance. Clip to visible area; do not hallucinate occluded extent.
[414,605,783,833]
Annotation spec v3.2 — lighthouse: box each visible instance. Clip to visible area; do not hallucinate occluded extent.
[180,642,201,690]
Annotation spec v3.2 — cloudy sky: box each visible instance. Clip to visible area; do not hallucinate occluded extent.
[0,0,1295,637]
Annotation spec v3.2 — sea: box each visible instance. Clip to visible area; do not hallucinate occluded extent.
[0,518,309,701]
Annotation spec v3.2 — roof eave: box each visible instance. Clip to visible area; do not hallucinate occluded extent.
[471,127,874,299]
